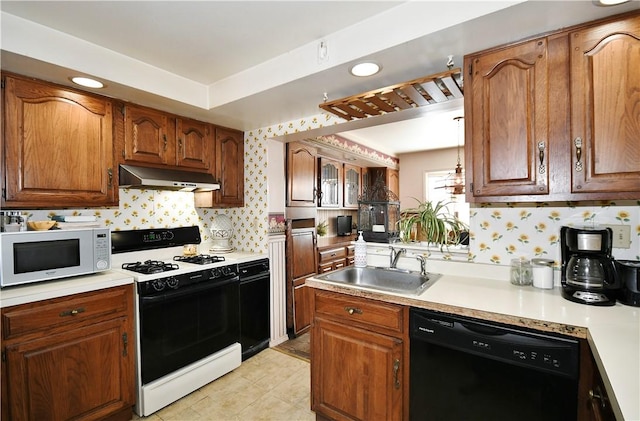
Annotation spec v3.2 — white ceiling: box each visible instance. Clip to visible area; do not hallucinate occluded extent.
[1,1,638,155]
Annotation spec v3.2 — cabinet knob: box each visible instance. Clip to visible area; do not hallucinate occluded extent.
[344,306,362,315]
[59,307,85,317]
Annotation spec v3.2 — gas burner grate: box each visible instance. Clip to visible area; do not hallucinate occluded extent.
[173,254,226,265]
[122,260,180,274]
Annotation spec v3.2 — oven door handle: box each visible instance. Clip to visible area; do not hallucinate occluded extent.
[141,276,239,304]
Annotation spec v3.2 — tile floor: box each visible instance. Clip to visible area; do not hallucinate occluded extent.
[133,348,314,421]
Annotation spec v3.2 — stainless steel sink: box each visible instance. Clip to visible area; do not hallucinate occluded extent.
[315,266,441,295]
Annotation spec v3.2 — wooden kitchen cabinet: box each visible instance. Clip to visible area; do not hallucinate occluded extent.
[465,11,640,202]
[121,103,174,166]
[465,38,550,198]
[176,117,214,171]
[195,127,245,207]
[2,74,117,208]
[317,246,347,274]
[343,164,361,208]
[578,341,617,421]
[569,14,640,194]
[1,285,135,421]
[285,224,317,337]
[318,158,342,207]
[120,104,216,171]
[366,167,399,199]
[286,141,318,207]
[311,290,407,421]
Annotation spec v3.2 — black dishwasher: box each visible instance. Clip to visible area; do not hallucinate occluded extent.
[239,259,270,360]
[410,308,580,421]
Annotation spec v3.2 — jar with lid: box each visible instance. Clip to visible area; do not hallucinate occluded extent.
[531,258,554,289]
[510,258,532,286]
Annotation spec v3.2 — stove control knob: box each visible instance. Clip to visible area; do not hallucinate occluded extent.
[151,279,166,292]
[212,268,221,278]
[222,266,234,276]
[166,276,179,289]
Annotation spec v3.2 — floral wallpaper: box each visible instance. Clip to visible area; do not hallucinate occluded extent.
[468,201,640,268]
[14,110,640,266]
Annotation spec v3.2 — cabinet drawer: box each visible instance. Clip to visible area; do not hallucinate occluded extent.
[2,285,130,339]
[314,291,404,334]
[319,247,347,263]
[347,245,355,256]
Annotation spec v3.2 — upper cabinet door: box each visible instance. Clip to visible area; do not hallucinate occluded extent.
[215,127,244,207]
[123,104,173,165]
[2,75,116,208]
[318,158,341,207]
[343,164,361,208]
[570,14,640,194]
[466,38,550,198]
[286,142,317,207]
[176,118,213,170]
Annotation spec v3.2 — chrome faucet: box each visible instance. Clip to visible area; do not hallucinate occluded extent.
[389,246,406,269]
[415,254,427,276]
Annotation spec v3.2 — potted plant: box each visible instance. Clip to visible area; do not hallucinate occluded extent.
[397,199,468,249]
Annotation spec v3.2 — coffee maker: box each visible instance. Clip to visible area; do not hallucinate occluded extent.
[560,226,619,306]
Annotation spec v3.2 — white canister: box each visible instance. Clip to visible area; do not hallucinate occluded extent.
[532,258,554,289]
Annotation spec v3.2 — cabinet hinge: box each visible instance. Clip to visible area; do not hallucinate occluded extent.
[122,332,128,357]
[1,349,6,362]
[2,188,5,199]
[118,104,125,115]
[1,79,5,89]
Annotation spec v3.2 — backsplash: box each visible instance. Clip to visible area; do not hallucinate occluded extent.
[469,201,640,267]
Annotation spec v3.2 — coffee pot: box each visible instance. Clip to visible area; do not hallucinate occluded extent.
[560,226,619,306]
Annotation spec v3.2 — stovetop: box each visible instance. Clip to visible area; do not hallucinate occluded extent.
[111,226,235,283]
[173,254,226,265]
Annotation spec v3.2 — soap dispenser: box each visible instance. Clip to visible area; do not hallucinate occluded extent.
[354,231,367,268]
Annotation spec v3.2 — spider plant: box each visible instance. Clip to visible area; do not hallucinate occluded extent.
[397,198,468,249]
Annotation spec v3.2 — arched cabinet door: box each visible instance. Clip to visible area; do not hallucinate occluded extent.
[570,14,640,194]
[286,142,318,207]
[3,75,117,208]
[465,38,550,198]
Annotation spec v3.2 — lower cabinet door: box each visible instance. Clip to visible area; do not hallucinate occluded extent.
[293,282,312,335]
[4,318,133,421]
[312,318,403,421]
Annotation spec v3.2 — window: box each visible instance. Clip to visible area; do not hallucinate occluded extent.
[424,170,469,226]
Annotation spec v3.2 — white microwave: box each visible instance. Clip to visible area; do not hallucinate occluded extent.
[0,227,111,288]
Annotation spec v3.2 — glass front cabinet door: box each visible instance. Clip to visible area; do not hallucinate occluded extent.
[319,159,341,207]
[343,164,361,208]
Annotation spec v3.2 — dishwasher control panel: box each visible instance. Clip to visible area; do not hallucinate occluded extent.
[410,308,580,378]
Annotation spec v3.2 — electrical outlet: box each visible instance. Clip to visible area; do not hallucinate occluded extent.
[603,224,631,249]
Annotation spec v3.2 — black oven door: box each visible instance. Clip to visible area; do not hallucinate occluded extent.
[138,277,240,384]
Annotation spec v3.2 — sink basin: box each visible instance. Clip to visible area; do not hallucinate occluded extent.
[315,266,441,296]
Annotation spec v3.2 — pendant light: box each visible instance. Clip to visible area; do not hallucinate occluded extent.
[446,116,465,195]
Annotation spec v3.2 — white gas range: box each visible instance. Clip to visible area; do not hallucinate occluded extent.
[111,226,242,417]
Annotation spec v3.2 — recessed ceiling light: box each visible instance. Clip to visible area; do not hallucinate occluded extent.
[350,62,381,77]
[71,76,104,89]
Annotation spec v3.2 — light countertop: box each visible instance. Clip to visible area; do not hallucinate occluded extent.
[0,249,268,309]
[0,270,134,308]
[306,257,640,421]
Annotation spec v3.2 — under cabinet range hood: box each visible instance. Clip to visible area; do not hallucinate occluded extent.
[119,164,220,191]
